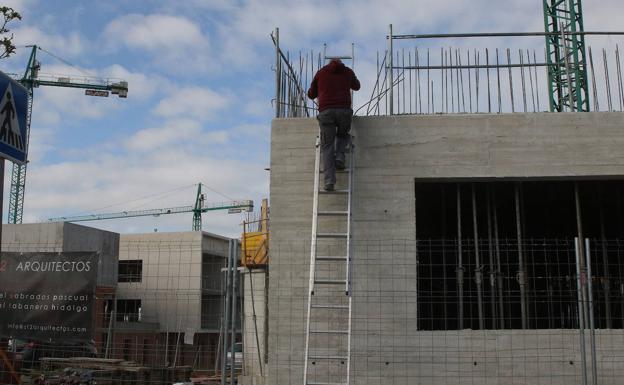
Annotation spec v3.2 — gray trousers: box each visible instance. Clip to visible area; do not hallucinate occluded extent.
[317,108,352,186]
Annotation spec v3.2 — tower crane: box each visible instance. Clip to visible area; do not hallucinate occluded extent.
[543,0,589,112]
[47,183,253,232]
[8,44,129,224]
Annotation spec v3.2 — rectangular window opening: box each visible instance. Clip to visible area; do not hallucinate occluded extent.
[415,180,624,331]
[118,260,143,283]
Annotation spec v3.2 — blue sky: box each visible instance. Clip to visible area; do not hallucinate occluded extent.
[0,0,622,237]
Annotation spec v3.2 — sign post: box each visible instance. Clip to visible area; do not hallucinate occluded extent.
[0,71,29,261]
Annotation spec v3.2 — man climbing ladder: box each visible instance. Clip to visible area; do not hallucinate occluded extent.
[307,58,360,191]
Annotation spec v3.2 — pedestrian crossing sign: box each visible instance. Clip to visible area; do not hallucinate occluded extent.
[0,71,28,164]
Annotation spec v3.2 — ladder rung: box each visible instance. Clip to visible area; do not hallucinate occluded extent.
[311,304,349,309]
[309,355,348,361]
[307,382,347,385]
[319,189,348,195]
[310,330,349,334]
[315,279,347,285]
[317,233,348,239]
[318,211,348,216]
[316,256,347,261]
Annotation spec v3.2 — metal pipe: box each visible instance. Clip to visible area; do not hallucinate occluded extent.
[589,47,599,111]
[475,50,480,113]
[575,182,589,325]
[599,201,612,329]
[615,45,624,111]
[441,186,448,330]
[575,238,589,385]
[230,240,238,385]
[468,51,472,113]
[496,49,502,113]
[486,48,492,113]
[450,49,455,113]
[520,49,528,112]
[604,49,613,111]
[274,28,280,118]
[417,48,422,113]
[388,24,394,114]
[533,50,541,111]
[391,63,550,70]
[459,50,466,112]
[221,241,232,385]
[515,183,527,329]
[456,49,461,113]
[427,49,431,114]
[215,272,225,374]
[472,184,484,329]
[493,189,505,328]
[391,31,624,40]
[584,239,599,385]
[507,49,515,113]
[617,45,624,111]
[457,184,464,330]
[527,50,537,112]
[486,186,497,328]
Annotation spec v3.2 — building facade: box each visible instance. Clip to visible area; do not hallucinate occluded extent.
[268,113,624,385]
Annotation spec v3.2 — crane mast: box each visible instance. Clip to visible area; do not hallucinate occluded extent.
[543,0,590,112]
[8,45,128,224]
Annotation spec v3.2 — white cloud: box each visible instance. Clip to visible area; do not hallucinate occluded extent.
[102,13,213,73]
[126,119,229,152]
[13,26,86,57]
[23,148,268,237]
[104,14,207,52]
[152,86,230,121]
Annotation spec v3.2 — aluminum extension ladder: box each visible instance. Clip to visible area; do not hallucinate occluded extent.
[303,135,354,385]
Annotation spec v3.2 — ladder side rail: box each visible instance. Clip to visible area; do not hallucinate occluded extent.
[345,139,355,385]
[303,135,322,385]
[345,140,354,295]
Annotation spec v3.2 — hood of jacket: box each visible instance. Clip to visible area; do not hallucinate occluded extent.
[327,59,345,73]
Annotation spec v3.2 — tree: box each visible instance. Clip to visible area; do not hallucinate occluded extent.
[0,6,20,59]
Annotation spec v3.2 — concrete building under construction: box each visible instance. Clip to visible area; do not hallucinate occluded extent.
[265,14,624,385]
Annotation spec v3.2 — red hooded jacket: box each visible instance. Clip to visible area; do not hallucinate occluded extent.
[307,60,360,112]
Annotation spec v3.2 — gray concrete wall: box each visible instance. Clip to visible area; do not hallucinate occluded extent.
[117,231,233,334]
[268,112,624,384]
[2,222,119,287]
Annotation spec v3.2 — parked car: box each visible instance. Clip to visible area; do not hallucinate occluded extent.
[225,342,243,371]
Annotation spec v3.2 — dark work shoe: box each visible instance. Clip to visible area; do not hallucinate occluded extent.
[335,160,345,170]
[324,184,334,192]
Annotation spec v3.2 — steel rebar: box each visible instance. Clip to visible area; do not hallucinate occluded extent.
[589,47,600,111]
[507,49,515,113]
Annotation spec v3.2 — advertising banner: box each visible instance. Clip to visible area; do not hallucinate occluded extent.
[0,252,99,341]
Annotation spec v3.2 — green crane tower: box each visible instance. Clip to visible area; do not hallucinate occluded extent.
[9,45,128,224]
[543,0,590,112]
